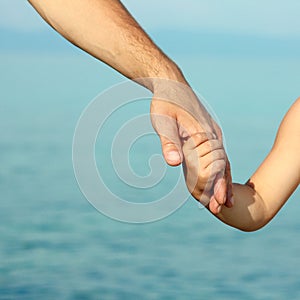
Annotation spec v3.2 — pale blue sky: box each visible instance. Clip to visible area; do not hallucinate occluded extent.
[124,0,300,38]
[1,0,300,37]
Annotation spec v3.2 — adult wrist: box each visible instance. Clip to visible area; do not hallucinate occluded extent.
[136,58,187,92]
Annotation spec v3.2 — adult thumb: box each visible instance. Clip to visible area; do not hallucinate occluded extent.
[160,135,182,166]
[151,112,183,166]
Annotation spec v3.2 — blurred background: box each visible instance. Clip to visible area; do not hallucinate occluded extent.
[0,1,300,299]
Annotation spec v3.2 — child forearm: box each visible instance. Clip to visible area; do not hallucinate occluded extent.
[216,99,300,231]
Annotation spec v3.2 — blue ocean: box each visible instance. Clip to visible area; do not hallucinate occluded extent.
[1,28,300,299]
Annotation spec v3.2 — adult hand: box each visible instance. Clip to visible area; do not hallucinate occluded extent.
[149,79,233,213]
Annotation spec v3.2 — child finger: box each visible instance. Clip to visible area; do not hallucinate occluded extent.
[183,132,215,151]
[196,139,224,157]
[204,159,226,181]
[200,149,226,169]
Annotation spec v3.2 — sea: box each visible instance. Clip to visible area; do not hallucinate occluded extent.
[0,36,300,299]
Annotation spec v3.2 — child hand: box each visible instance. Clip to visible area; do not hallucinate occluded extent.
[182,132,232,214]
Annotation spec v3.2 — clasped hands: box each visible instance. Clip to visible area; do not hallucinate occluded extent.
[149,79,233,214]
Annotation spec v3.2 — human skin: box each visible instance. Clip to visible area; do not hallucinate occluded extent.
[28,0,232,211]
[184,98,300,231]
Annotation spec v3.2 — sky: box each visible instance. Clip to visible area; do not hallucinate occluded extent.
[124,0,300,38]
[1,0,300,37]
[0,1,300,56]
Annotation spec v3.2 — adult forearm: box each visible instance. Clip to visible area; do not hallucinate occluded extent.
[28,0,185,90]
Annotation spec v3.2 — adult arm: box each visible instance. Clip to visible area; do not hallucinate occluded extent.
[28,0,232,207]
[28,0,184,87]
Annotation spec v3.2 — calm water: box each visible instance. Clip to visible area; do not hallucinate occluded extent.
[0,52,299,299]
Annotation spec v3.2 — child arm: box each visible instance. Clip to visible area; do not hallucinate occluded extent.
[217,98,300,231]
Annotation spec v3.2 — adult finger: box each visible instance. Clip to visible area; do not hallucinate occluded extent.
[213,173,227,206]
[213,158,233,208]
[224,158,234,207]
[160,135,182,166]
[209,196,222,214]
[150,99,185,166]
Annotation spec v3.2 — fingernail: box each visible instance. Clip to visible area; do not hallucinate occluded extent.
[217,205,222,214]
[230,196,234,205]
[167,151,181,163]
